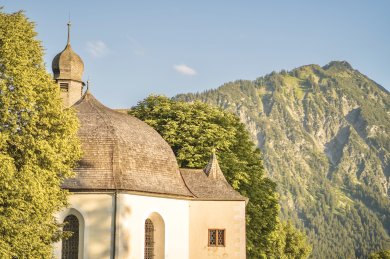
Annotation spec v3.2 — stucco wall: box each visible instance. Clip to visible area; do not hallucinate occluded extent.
[189,200,246,259]
[58,79,83,107]
[117,193,190,259]
[54,193,114,259]
[54,193,245,259]
[54,192,190,259]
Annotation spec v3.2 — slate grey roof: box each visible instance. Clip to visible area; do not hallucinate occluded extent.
[62,91,193,197]
[180,153,247,201]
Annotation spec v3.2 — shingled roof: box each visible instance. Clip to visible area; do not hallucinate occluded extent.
[62,91,193,197]
[180,153,246,201]
[63,91,246,201]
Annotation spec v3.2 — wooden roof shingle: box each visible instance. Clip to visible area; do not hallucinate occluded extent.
[62,92,192,197]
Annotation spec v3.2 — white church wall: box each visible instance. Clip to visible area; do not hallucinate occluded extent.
[189,200,246,259]
[117,193,190,259]
[54,193,114,259]
[54,192,245,259]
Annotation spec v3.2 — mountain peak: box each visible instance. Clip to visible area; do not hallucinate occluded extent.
[323,60,353,71]
[175,62,390,258]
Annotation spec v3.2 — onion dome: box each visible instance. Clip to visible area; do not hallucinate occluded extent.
[63,91,193,197]
[52,22,84,82]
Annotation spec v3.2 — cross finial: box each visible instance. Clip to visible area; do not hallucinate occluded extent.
[67,21,71,45]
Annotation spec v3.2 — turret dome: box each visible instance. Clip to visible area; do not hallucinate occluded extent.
[52,22,84,82]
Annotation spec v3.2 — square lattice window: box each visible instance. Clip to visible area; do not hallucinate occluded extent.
[208,229,225,247]
[217,230,225,246]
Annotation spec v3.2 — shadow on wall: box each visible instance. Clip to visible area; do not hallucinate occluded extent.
[58,195,116,259]
[118,201,132,258]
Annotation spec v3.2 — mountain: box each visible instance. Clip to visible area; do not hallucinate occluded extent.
[175,61,390,258]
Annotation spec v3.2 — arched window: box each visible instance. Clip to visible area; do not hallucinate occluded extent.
[144,218,154,259]
[62,215,79,259]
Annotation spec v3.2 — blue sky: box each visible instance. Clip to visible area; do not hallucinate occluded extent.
[4,1,390,108]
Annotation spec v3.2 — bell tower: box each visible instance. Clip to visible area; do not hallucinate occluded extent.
[52,22,85,107]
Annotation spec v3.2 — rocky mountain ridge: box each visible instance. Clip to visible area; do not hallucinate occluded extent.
[175,61,390,258]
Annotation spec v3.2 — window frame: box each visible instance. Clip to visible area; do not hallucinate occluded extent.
[144,218,155,259]
[60,82,69,92]
[208,228,226,247]
[62,214,79,259]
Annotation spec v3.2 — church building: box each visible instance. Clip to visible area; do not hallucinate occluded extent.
[52,24,247,259]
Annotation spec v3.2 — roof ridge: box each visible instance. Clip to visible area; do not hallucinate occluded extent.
[87,93,124,190]
[179,170,197,198]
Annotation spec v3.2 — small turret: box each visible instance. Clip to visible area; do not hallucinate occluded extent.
[52,22,84,107]
[203,150,225,180]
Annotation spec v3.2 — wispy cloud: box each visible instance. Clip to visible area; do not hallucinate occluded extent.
[173,64,197,76]
[86,40,109,58]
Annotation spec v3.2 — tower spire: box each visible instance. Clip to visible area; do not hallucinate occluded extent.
[52,20,84,107]
[204,149,223,179]
[67,21,71,45]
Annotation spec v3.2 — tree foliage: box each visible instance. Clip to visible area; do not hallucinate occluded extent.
[129,95,311,258]
[0,10,81,258]
[268,221,312,259]
[369,250,390,259]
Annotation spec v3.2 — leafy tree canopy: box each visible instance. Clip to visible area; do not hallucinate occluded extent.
[0,10,81,258]
[369,250,390,259]
[268,221,312,259]
[129,95,311,258]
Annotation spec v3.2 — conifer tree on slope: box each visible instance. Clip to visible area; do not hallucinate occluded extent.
[0,11,81,257]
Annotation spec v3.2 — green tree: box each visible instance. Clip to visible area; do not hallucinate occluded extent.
[369,250,390,259]
[268,221,312,259]
[130,95,311,258]
[0,10,81,258]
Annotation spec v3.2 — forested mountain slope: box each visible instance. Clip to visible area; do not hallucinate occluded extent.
[175,61,390,258]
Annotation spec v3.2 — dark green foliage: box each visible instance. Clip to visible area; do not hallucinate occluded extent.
[0,11,81,257]
[130,96,311,258]
[175,61,390,258]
